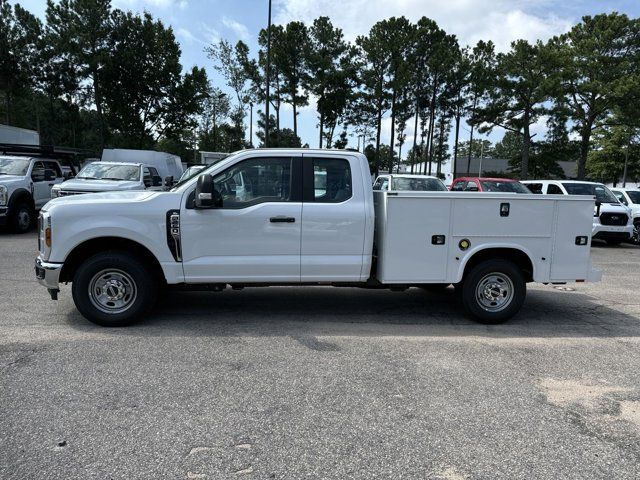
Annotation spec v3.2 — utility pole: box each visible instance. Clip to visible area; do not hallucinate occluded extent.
[249,102,254,148]
[265,0,272,148]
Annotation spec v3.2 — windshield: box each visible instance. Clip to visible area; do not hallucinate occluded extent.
[179,166,205,182]
[392,177,447,191]
[76,163,140,181]
[562,183,618,203]
[0,157,31,176]
[480,180,529,193]
[626,191,640,204]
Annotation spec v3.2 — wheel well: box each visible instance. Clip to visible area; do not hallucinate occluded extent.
[9,189,35,211]
[59,237,166,284]
[462,248,534,283]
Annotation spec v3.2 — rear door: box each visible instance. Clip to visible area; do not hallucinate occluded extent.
[300,154,366,281]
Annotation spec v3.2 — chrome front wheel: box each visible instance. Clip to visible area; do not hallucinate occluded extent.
[88,269,138,314]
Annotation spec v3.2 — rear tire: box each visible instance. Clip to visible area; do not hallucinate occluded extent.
[10,202,33,233]
[72,251,157,327]
[461,259,526,324]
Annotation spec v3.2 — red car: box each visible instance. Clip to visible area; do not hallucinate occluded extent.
[449,177,530,193]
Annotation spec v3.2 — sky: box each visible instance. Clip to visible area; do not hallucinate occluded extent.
[14,0,640,157]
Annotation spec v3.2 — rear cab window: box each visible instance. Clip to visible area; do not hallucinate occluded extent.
[311,158,352,203]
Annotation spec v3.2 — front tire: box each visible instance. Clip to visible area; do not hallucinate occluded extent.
[72,251,157,327]
[461,259,526,324]
[605,240,622,246]
[10,203,33,233]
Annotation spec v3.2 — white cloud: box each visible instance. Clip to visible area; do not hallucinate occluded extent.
[274,0,571,51]
[200,23,221,44]
[222,16,251,42]
[175,27,207,46]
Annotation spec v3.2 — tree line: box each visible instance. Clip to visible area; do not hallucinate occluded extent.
[2,0,640,182]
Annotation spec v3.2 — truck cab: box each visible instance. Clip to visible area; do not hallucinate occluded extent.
[51,161,164,198]
[0,155,65,232]
[35,149,600,327]
[522,180,633,245]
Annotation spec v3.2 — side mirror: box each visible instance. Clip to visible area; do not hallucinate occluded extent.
[164,176,174,187]
[64,171,75,180]
[152,175,162,187]
[195,174,222,208]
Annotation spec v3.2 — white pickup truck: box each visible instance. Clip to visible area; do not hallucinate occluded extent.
[35,149,601,327]
[0,155,65,232]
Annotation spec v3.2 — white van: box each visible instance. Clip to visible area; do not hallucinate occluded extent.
[522,180,633,245]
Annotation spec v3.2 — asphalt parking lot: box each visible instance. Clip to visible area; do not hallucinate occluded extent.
[2,232,640,479]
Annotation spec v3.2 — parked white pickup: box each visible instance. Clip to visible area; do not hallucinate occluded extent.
[35,149,601,327]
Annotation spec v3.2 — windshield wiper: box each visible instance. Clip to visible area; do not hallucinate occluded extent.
[76,176,98,180]
[101,177,127,181]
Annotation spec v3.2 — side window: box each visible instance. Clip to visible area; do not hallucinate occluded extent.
[44,161,62,178]
[31,161,45,181]
[213,157,292,208]
[451,181,466,191]
[547,184,564,195]
[464,181,479,191]
[380,179,389,191]
[373,177,383,190]
[312,158,352,203]
[143,167,152,187]
[526,183,543,194]
[613,191,627,205]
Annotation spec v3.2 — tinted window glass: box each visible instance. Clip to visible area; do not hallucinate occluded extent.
[312,158,352,202]
[451,181,466,191]
[44,161,62,177]
[480,181,529,193]
[525,183,543,194]
[562,183,618,203]
[627,191,640,204]
[547,184,564,195]
[213,157,292,208]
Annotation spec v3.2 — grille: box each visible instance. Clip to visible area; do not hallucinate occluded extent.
[600,212,628,226]
[58,190,89,197]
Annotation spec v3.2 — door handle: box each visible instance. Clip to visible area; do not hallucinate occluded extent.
[270,216,295,223]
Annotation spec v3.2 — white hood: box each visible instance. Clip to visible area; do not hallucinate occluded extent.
[44,190,157,210]
[0,175,27,187]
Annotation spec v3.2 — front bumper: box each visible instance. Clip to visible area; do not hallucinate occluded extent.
[592,223,633,241]
[35,257,63,296]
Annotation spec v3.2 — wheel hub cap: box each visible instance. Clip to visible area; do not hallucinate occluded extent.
[88,269,137,314]
[476,273,514,312]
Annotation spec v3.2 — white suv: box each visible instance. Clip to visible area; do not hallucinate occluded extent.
[522,180,633,245]
[0,155,65,233]
[610,188,640,244]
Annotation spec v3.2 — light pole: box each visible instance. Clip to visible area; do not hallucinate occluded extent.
[265,0,272,148]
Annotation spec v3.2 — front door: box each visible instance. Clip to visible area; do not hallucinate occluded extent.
[181,155,303,283]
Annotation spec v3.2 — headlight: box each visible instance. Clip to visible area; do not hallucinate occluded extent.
[0,185,7,206]
[51,187,60,198]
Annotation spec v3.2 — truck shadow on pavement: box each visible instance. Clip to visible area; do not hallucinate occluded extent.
[63,285,640,338]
